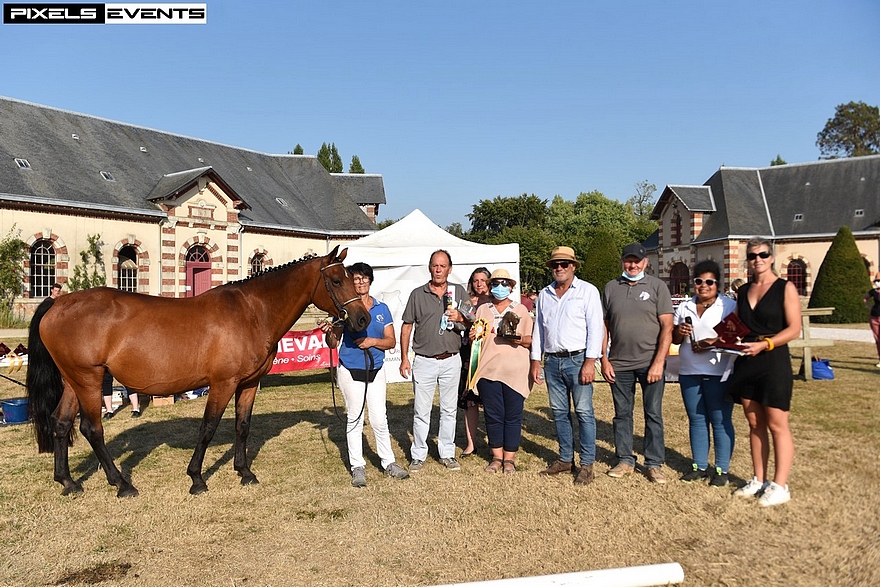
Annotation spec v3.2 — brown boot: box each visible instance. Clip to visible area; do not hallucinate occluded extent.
[574,464,594,486]
[539,460,574,476]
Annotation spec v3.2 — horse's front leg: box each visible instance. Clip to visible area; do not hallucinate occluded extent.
[51,388,82,495]
[187,387,233,495]
[233,383,260,486]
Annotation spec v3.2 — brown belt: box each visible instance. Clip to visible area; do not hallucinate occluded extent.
[546,349,585,358]
[417,352,456,360]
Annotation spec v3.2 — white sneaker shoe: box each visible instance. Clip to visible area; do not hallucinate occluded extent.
[758,482,791,507]
[733,476,769,498]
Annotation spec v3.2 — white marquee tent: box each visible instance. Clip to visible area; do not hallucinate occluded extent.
[343,209,520,382]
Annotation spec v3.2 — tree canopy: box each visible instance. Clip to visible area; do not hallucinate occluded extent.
[816,101,880,159]
[317,143,343,173]
[808,226,871,323]
[349,155,365,174]
[0,226,27,308]
[770,154,787,166]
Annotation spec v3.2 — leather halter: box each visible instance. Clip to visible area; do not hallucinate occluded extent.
[318,260,360,323]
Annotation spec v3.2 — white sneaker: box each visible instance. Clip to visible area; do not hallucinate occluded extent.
[758,482,791,507]
[733,476,769,498]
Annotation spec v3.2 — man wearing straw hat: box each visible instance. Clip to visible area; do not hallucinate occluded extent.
[530,246,605,485]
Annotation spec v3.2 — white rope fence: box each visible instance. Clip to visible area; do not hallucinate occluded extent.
[435,562,684,587]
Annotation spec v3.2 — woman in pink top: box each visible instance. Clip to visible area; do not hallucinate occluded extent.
[469,269,534,474]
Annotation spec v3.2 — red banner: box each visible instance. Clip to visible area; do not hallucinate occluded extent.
[269,328,338,373]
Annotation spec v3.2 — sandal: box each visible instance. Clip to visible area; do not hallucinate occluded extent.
[485,458,503,473]
[502,459,516,474]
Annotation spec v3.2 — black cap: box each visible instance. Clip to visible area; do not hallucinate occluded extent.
[621,243,647,260]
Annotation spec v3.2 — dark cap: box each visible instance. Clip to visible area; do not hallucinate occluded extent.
[621,243,647,260]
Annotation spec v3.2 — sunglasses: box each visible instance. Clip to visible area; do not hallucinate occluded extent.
[491,279,512,288]
[747,251,772,261]
[550,261,571,269]
[693,278,717,287]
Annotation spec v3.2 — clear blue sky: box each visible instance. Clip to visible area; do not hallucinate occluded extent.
[2,1,878,229]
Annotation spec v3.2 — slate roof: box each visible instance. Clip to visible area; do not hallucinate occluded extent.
[0,96,380,234]
[331,173,386,206]
[652,156,880,245]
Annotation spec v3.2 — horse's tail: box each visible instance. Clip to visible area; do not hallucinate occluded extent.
[26,298,70,452]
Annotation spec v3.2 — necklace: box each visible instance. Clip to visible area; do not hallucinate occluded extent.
[701,298,716,309]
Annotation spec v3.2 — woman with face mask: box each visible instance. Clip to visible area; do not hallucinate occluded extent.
[864,274,880,368]
[468,269,534,474]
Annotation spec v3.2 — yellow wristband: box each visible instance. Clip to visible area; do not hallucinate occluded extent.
[765,337,775,352]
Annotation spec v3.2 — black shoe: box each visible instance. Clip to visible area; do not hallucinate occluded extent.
[680,464,708,483]
[103,411,114,420]
[130,410,141,419]
[709,467,729,487]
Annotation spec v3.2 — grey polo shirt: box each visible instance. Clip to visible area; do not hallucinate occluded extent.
[603,274,673,370]
[402,281,468,356]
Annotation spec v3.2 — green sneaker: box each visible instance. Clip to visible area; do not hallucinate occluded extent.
[709,467,729,487]
[680,463,708,483]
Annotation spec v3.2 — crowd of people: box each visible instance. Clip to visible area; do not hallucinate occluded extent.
[322,239,810,508]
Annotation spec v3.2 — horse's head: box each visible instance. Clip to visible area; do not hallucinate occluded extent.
[316,246,371,331]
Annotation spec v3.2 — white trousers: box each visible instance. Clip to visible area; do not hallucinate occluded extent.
[410,354,461,461]
[338,365,395,470]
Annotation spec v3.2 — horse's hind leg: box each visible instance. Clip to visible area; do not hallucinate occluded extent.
[52,387,83,495]
[77,398,139,498]
[187,385,234,495]
[233,383,259,486]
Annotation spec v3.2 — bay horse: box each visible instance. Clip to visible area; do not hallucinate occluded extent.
[26,246,369,497]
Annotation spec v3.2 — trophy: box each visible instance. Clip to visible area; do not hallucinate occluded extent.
[497,311,521,339]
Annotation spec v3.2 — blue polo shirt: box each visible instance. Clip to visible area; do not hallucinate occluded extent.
[338,297,393,370]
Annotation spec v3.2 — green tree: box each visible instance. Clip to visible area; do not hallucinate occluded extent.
[467,194,548,239]
[770,154,787,166]
[376,218,397,230]
[484,226,556,293]
[626,180,659,243]
[68,234,106,291]
[582,228,624,289]
[816,101,880,159]
[0,226,27,309]
[349,155,365,174]
[290,144,304,155]
[445,222,465,237]
[808,226,871,323]
[317,142,343,173]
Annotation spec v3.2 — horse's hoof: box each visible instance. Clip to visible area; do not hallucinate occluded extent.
[189,483,208,495]
[240,474,259,486]
[61,483,83,496]
[117,486,139,498]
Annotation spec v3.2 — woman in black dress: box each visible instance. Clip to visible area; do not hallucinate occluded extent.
[729,238,801,507]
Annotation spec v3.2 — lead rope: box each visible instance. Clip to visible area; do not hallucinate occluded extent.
[327,328,371,435]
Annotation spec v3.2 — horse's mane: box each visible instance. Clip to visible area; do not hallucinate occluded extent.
[227,252,343,286]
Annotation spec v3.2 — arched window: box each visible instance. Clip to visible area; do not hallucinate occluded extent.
[786,259,807,296]
[30,240,56,297]
[250,253,265,276]
[187,246,210,263]
[118,246,138,292]
[670,262,690,297]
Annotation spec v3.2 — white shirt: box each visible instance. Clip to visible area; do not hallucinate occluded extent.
[530,277,604,361]
[673,295,737,376]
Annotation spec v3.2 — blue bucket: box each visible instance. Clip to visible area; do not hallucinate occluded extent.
[1,397,29,424]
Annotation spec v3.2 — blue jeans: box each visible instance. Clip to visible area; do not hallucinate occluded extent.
[679,374,735,472]
[477,379,525,452]
[609,366,665,468]
[411,354,461,461]
[543,354,596,465]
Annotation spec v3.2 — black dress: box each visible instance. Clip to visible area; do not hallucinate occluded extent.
[727,279,793,411]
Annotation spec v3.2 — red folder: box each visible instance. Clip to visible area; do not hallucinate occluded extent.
[712,313,750,351]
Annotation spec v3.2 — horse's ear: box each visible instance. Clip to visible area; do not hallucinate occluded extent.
[327,245,341,261]
[336,247,348,262]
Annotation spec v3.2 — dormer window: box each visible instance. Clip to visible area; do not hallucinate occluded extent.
[275,197,289,208]
[14,158,31,169]
[100,171,116,182]
[794,214,803,221]
[855,209,864,217]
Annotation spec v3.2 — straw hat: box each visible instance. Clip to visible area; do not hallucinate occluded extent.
[546,246,580,268]
[489,268,517,287]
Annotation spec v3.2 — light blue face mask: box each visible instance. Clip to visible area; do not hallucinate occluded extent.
[622,271,645,282]
[491,284,512,300]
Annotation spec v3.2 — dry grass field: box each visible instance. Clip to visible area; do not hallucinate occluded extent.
[0,337,878,586]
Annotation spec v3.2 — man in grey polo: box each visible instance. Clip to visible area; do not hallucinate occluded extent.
[601,243,673,483]
[400,250,470,472]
